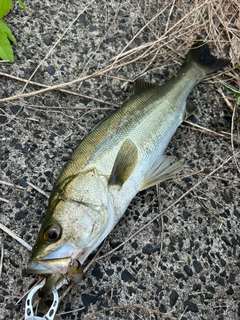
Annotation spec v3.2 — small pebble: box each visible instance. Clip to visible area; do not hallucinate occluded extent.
[15,210,28,220]
[169,289,179,306]
[184,300,199,312]
[193,260,203,273]
[184,265,193,276]
[121,270,137,283]
[46,65,55,75]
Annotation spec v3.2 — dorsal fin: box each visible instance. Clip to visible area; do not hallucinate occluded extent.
[108,139,138,187]
[133,79,157,95]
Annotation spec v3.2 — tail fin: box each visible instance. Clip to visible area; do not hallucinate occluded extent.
[185,41,230,75]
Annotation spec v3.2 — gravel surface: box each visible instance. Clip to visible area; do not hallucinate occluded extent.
[0,1,239,319]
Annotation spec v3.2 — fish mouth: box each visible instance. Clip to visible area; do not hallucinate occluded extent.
[26,256,84,279]
[26,257,71,275]
[26,260,52,274]
[26,242,85,275]
[26,257,83,297]
[26,258,70,297]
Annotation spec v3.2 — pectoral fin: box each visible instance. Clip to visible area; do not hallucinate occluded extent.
[140,155,184,191]
[109,139,138,187]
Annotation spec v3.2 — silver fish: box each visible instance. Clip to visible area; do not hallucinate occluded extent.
[26,42,229,295]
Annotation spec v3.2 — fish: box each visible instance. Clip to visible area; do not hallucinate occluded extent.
[26,41,229,295]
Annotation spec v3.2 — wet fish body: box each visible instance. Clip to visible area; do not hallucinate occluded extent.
[27,42,229,294]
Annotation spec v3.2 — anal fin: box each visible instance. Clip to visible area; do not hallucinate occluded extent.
[140,155,184,191]
[185,100,197,119]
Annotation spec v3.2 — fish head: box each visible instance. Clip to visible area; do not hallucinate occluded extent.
[26,169,115,289]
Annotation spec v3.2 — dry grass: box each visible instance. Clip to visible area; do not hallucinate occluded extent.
[0,0,239,105]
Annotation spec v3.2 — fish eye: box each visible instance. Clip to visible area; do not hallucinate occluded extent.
[43,225,61,243]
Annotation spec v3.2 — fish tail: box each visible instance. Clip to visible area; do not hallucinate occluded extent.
[186,41,230,75]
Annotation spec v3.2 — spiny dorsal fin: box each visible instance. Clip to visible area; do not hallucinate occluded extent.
[109,139,138,187]
[140,155,184,191]
[133,79,157,95]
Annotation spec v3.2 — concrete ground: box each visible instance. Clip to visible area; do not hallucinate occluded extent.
[0,0,239,319]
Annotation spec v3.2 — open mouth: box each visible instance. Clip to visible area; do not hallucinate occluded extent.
[25,260,67,297]
[26,256,72,275]
[26,260,54,274]
[26,242,84,297]
[26,258,83,297]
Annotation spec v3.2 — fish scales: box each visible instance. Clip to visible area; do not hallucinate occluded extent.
[54,63,197,192]
[26,41,230,296]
